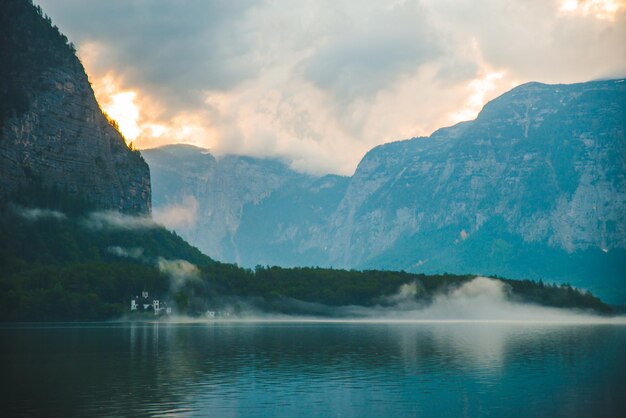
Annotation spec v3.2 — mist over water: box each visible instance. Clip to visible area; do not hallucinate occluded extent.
[336,276,617,322]
[165,277,625,324]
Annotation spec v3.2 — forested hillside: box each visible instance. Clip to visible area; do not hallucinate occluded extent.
[0,185,611,320]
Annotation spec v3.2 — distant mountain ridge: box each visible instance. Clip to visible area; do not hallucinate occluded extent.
[0,0,150,213]
[145,79,626,301]
[143,144,348,263]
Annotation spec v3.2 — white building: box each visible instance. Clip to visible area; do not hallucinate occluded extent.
[129,290,172,316]
[152,299,160,315]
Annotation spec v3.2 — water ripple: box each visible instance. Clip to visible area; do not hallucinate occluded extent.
[1,322,625,417]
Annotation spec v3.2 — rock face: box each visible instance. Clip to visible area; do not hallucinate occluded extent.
[146,79,626,300]
[143,144,347,264]
[328,79,626,266]
[0,0,150,213]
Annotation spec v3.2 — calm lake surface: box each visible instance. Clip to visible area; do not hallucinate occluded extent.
[2,321,625,417]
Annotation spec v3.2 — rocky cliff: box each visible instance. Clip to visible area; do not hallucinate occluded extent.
[143,144,348,264]
[146,79,626,301]
[328,79,626,266]
[0,0,150,213]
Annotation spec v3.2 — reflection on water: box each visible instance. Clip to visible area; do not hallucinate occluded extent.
[2,322,625,417]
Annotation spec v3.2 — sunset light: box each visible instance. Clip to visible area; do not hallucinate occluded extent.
[449,71,509,124]
[105,91,141,142]
[91,74,142,143]
[560,0,626,20]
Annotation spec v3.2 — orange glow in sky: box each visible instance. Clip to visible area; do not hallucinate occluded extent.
[38,0,626,175]
[449,71,507,124]
[560,0,626,20]
[94,75,141,143]
[105,91,141,141]
[80,40,218,150]
[88,72,217,151]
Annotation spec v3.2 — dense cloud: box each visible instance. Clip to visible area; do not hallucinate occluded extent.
[300,2,442,99]
[36,0,257,109]
[36,0,626,175]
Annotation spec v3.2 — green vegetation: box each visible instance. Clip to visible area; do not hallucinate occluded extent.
[0,182,612,320]
[205,264,611,315]
[0,204,206,320]
[365,218,626,304]
[0,193,612,320]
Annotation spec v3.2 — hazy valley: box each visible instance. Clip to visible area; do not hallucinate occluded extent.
[145,79,626,303]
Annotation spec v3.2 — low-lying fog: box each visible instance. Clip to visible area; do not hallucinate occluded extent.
[161,277,626,324]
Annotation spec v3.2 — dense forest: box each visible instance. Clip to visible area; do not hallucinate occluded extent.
[0,183,613,321]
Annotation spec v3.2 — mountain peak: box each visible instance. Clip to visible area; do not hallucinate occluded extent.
[475,78,626,128]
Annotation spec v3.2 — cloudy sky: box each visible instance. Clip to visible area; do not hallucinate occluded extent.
[37,0,626,175]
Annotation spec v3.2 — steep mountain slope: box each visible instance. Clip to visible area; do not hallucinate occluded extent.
[234,173,348,267]
[0,0,150,213]
[324,79,626,300]
[147,80,626,301]
[329,79,625,266]
[143,145,348,264]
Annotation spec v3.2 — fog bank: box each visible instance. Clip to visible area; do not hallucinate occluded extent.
[181,277,623,324]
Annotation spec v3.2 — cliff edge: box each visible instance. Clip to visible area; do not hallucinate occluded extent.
[0,0,150,213]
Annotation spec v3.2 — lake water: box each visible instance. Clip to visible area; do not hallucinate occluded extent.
[2,321,625,417]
